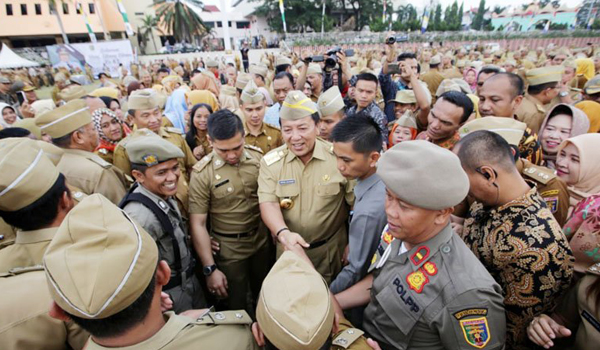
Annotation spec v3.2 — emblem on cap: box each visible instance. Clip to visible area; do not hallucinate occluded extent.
[142,154,158,166]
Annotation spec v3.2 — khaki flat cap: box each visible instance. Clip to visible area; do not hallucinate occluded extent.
[161,75,183,86]
[21,84,35,92]
[307,63,322,75]
[256,251,334,350]
[562,58,577,70]
[122,75,138,88]
[0,139,60,211]
[90,87,119,100]
[0,76,10,84]
[236,72,252,90]
[389,90,417,104]
[206,59,219,68]
[393,113,418,129]
[436,79,461,97]
[240,80,265,104]
[317,86,345,117]
[526,66,563,86]
[377,141,469,210]
[12,118,42,139]
[126,131,184,166]
[221,85,237,97]
[128,89,160,110]
[460,116,526,147]
[276,55,292,67]
[456,60,466,68]
[58,85,87,102]
[35,99,91,139]
[30,99,56,117]
[250,64,269,78]
[430,55,441,65]
[281,91,317,121]
[584,75,600,95]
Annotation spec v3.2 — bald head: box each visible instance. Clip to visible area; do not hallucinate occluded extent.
[455,130,516,173]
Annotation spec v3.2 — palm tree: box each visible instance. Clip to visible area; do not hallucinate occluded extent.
[47,0,69,44]
[140,15,159,53]
[153,0,207,44]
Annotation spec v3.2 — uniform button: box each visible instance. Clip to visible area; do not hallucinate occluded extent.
[227,187,233,193]
[441,245,451,254]
[347,330,354,334]
[214,312,225,320]
[235,313,243,319]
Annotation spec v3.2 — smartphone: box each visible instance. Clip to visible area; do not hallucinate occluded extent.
[388,63,402,75]
[345,49,355,57]
[17,91,26,106]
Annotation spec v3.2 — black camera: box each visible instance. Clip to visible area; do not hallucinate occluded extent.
[322,47,355,71]
[386,35,409,45]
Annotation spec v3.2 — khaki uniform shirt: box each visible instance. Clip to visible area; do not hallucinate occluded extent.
[331,317,372,350]
[57,148,129,205]
[95,147,114,164]
[0,218,16,250]
[193,132,213,158]
[364,224,506,350]
[516,94,547,134]
[420,70,445,97]
[85,311,258,350]
[0,228,56,272]
[517,158,570,226]
[0,268,89,350]
[244,121,283,155]
[257,139,354,282]
[442,67,463,79]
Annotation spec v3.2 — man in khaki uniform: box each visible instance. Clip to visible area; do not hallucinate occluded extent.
[240,80,282,154]
[317,86,346,140]
[189,109,271,313]
[120,134,204,313]
[254,251,371,350]
[420,55,445,97]
[258,91,354,284]
[516,66,563,134]
[35,99,129,204]
[335,141,506,350]
[44,194,259,350]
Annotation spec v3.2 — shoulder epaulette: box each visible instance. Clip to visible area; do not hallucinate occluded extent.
[332,328,364,349]
[244,144,264,154]
[192,154,213,173]
[195,311,252,325]
[264,122,280,130]
[522,165,556,185]
[88,155,112,169]
[263,149,284,166]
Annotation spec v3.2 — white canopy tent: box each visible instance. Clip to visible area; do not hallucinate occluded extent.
[0,44,39,69]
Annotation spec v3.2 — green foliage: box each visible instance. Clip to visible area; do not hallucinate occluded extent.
[154,0,207,43]
[139,15,159,54]
[393,4,420,32]
[432,4,443,31]
[472,0,486,30]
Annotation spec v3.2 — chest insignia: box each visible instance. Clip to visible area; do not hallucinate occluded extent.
[280,198,294,210]
[322,174,330,182]
[406,270,429,293]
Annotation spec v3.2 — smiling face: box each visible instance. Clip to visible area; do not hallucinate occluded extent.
[556,143,580,186]
[193,106,210,131]
[281,115,318,161]
[541,114,572,155]
[100,114,123,142]
[2,106,17,124]
[135,159,180,199]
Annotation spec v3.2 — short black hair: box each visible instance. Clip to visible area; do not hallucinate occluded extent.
[185,103,214,151]
[430,62,440,69]
[0,127,31,139]
[456,130,516,172]
[396,53,420,73]
[207,109,244,141]
[52,131,75,148]
[528,81,558,95]
[68,271,156,338]
[0,174,68,231]
[485,72,524,98]
[330,112,382,154]
[191,69,202,77]
[130,163,149,175]
[355,73,378,86]
[98,72,109,79]
[477,66,501,80]
[438,91,474,124]
[253,73,265,83]
[157,68,170,75]
[274,72,294,85]
[275,64,291,74]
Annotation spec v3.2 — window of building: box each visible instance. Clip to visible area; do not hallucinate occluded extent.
[89,3,95,14]
[228,21,233,27]
[205,22,215,28]
[6,4,13,16]
[35,3,41,15]
[76,4,81,14]
[62,3,69,15]
[236,21,250,29]
[20,4,27,15]
[217,21,222,28]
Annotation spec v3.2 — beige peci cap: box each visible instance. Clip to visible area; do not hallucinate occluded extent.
[317,86,345,117]
[221,85,237,97]
[430,55,441,65]
[280,91,317,121]
[90,87,119,100]
[389,89,417,104]
[275,55,292,67]
[436,80,461,97]
[240,80,265,104]
[256,251,334,350]
[206,59,219,68]
[393,113,418,129]
[584,74,600,95]
[126,132,184,166]
[44,194,159,319]
[236,72,252,90]
[35,99,92,139]
[249,64,269,78]
[128,89,160,110]
[12,118,42,139]
[526,66,564,86]
[58,85,87,102]
[307,63,322,75]
[460,116,527,147]
[377,141,469,210]
[30,99,56,117]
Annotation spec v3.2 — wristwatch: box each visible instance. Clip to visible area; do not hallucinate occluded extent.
[203,264,217,276]
[559,91,568,97]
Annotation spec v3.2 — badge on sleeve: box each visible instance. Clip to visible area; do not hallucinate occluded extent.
[459,317,491,348]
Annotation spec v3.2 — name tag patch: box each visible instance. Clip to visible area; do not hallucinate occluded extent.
[393,277,420,312]
[278,179,296,185]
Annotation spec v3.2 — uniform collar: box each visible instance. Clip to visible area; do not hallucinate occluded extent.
[212,149,248,170]
[15,227,57,244]
[284,138,329,163]
[355,173,382,202]
[136,184,177,215]
[391,223,453,272]
[244,120,266,136]
[158,127,171,138]
[524,94,546,112]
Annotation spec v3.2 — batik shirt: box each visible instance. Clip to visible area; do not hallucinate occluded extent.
[461,187,574,349]
[563,194,600,273]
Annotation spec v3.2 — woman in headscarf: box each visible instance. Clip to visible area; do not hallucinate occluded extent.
[463,66,478,93]
[575,58,595,89]
[92,108,131,164]
[388,113,418,147]
[186,90,219,113]
[185,103,214,160]
[575,100,600,133]
[164,87,189,133]
[218,85,240,112]
[191,72,220,96]
[538,104,590,169]
[99,96,126,125]
[0,103,20,129]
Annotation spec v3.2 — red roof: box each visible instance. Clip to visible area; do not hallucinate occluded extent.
[204,5,220,12]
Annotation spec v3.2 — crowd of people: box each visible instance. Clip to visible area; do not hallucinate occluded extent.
[0,38,600,350]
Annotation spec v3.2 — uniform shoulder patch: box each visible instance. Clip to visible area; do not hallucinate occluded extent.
[331,328,364,349]
[459,316,491,349]
[192,154,213,173]
[165,127,184,135]
[88,155,112,169]
[522,165,555,185]
[263,149,284,166]
[194,311,252,326]
[265,122,280,130]
[244,144,264,154]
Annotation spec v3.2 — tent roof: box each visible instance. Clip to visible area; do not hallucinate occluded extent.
[0,44,39,69]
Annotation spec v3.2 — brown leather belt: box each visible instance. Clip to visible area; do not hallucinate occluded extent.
[212,228,258,239]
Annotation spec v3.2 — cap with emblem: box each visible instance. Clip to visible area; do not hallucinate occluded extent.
[126,132,184,166]
[526,66,564,86]
[206,59,219,68]
[584,75,600,95]
[389,89,417,104]
[0,76,10,84]
[280,91,317,121]
[35,99,91,139]
[377,140,469,210]
[307,63,322,75]
[275,55,292,67]
[240,80,265,104]
[44,194,158,319]
[89,87,119,100]
[256,251,334,350]
[430,55,441,65]
[0,140,60,211]
[236,72,252,90]
[393,113,418,129]
[128,89,159,110]
[317,86,344,117]
[250,64,269,78]
[460,116,526,147]
[58,85,87,102]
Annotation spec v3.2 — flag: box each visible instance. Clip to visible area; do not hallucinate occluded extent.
[383,1,387,21]
[116,0,134,36]
[543,20,549,33]
[279,0,287,34]
[421,7,430,33]
[76,1,97,43]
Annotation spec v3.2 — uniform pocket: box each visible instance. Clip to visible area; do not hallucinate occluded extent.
[213,183,234,199]
[374,276,422,336]
[275,183,300,198]
[316,182,340,196]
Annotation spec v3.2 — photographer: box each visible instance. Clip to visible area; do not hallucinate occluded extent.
[295,49,352,102]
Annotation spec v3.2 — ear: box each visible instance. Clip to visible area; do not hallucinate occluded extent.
[71,130,84,145]
[48,301,71,322]
[512,95,524,110]
[369,151,381,167]
[478,165,497,184]
[60,190,74,211]
[207,135,214,147]
[434,207,454,225]
[251,322,266,347]
[131,169,145,183]
[156,260,171,288]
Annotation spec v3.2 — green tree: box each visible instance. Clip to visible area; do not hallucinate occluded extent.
[471,0,486,30]
[449,1,459,30]
[432,4,442,31]
[458,2,464,30]
[443,5,451,31]
[154,0,207,43]
[139,15,159,54]
[252,0,326,33]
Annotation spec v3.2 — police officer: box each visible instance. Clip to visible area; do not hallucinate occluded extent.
[335,141,506,350]
[34,99,129,204]
[189,109,271,313]
[44,194,258,350]
[120,134,204,313]
[258,91,354,284]
[240,80,283,154]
